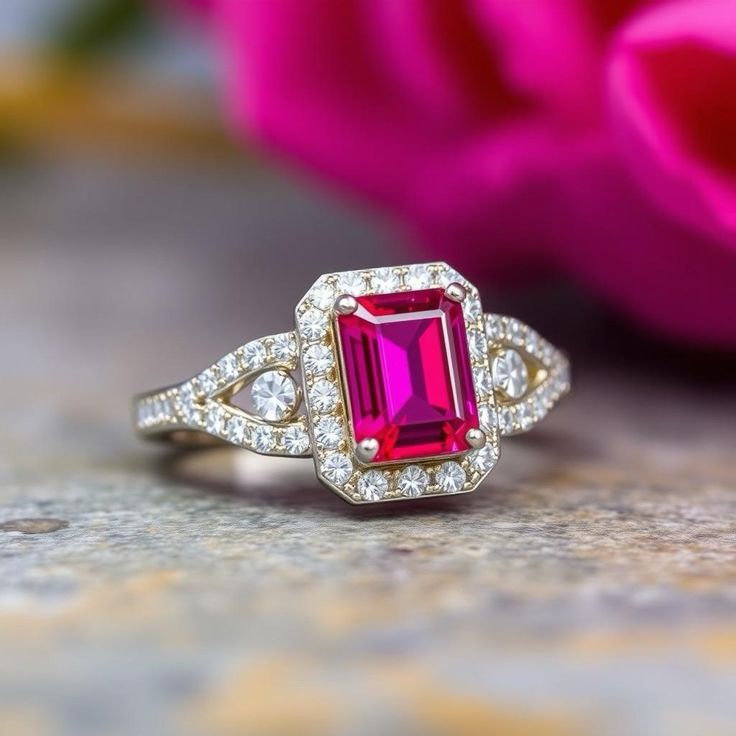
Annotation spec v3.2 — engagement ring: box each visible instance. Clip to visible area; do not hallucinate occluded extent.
[134,263,570,504]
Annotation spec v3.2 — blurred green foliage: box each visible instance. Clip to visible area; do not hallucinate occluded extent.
[48,0,152,60]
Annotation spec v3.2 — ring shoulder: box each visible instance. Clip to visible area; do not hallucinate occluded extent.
[133,331,313,457]
[484,314,571,437]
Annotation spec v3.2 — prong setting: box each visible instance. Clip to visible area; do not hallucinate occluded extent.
[334,294,358,315]
[445,282,467,303]
[355,437,379,463]
[465,428,486,449]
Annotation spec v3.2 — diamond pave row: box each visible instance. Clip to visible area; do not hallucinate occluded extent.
[134,332,311,457]
[296,263,501,503]
[485,314,571,436]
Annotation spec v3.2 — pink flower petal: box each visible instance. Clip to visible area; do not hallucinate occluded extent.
[608,0,736,243]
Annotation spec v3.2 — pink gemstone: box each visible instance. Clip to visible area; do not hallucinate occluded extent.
[337,288,479,462]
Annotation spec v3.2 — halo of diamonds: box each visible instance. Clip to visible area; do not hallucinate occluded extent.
[296,263,500,504]
[485,314,571,436]
[134,331,311,457]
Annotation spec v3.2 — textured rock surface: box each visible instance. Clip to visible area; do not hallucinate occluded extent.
[2,156,736,736]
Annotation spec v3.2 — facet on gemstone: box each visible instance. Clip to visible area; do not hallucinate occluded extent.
[492,348,529,400]
[336,288,479,463]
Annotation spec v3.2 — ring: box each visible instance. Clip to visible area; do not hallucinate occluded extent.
[134,262,570,504]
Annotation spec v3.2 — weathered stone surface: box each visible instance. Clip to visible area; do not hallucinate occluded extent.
[1,157,736,736]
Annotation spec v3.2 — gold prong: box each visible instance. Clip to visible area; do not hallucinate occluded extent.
[334,294,358,315]
[445,282,466,303]
[355,437,379,462]
[465,428,486,449]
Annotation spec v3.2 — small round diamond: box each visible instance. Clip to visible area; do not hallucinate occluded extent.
[218,354,240,382]
[323,453,353,485]
[406,264,431,290]
[485,315,503,343]
[518,403,534,430]
[309,379,338,412]
[468,330,486,360]
[314,416,343,448]
[299,309,329,341]
[283,425,310,455]
[525,330,540,357]
[303,345,333,374]
[508,319,525,346]
[473,367,494,396]
[250,424,274,453]
[436,462,466,493]
[250,371,297,421]
[199,368,218,395]
[271,333,296,363]
[492,349,529,400]
[228,415,247,444]
[397,465,429,498]
[372,267,400,292]
[243,341,267,371]
[499,407,515,435]
[357,470,388,501]
[309,281,335,310]
[338,272,366,296]
[464,297,482,321]
[469,444,497,473]
[479,405,495,431]
[206,405,224,434]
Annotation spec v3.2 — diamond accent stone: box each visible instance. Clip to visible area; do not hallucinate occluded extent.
[479,405,495,430]
[206,405,224,435]
[309,282,335,310]
[397,465,429,497]
[250,371,297,421]
[485,315,503,342]
[357,470,388,501]
[243,341,267,371]
[436,461,466,493]
[372,267,401,292]
[303,344,333,374]
[323,453,353,485]
[464,297,482,321]
[218,354,240,382]
[283,425,310,455]
[309,379,338,412]
[338,272,366,296]
[405,264,431,290]
[300,309,329,341]
[468,444,497,473]
[468,329,486,360]
[473,367,494,396]
[492,349,529,400]
[250,425,274,453]
[499,407,515,435]
[314,416,343,448]
[271,333,296,363]
[200,368,218,395]
[228,416,247,444]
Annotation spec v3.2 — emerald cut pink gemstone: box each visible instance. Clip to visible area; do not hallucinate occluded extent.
[336,288,479,462]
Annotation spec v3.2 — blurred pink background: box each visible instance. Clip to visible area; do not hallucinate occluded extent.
[188,0,736,347]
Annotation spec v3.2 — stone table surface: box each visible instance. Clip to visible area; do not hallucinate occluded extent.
[2,155,736,736]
